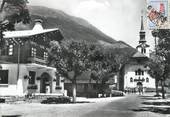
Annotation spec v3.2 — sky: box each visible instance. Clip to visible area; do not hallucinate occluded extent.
[28,0,155,49]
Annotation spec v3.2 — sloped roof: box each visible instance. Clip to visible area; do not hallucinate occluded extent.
[136,43,150,48]
[132,51,148,58]
[3,19,60,38]
[3,28,59,38]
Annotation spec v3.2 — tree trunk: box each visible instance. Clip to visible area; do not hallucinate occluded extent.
[161,79,165,99]
[72,79,77,103]
[116,72,119,90]
[101,83,106,97]
[155,79,159,96]
[96,80,99,98]
[101,88,105,97]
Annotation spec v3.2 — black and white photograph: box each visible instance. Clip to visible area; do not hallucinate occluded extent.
[0,0,170,117]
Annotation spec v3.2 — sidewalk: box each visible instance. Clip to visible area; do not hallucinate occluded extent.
[0,96,125,117]
[76,96,125,103]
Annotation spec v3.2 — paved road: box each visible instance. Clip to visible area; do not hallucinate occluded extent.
[82,94,140,117]
[82,94,168,117]
[1,94,168,117]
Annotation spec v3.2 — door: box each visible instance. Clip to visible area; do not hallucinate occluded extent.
[40,72,52,93]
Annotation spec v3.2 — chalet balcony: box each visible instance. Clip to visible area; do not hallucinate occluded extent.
[27,56,47,65]
[0,55,14,63]
[0,55,47,65]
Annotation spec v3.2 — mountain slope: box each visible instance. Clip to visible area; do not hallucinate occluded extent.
[16,6,116,44]
[14,5,136,50]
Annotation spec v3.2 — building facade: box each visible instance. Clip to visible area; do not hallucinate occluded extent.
[119,16,155,92]
[0,19,65,96]
[64,71,117,97]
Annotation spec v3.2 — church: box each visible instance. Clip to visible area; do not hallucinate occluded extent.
[119,16,155,92]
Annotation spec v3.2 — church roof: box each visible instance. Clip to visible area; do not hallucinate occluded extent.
[136,43,150,48]
[132,51,148,58]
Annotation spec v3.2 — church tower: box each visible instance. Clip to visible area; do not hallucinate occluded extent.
[136,15,150,57]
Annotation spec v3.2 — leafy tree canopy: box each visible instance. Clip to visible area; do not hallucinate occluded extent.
[48,40,93,81]
[0,0,30,30]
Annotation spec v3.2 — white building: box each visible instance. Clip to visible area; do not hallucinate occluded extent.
[0,19,65,96]
[119,16,155,92]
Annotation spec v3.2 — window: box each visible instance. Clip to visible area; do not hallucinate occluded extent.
[142,77,145,81]
[141,48,146,54]
[31,47,36,57]
[144,49,146,53]
[138,69,141,75]
[29,71,36,84]
[146,77,149,82]
[44,52,48,60]
[0,70,8,84]
[135,71,138,75]
[56,77,60,86]
[130,77,133,82]
[8,45,13,55]
[141,48,143,53]
[135,69,144,76]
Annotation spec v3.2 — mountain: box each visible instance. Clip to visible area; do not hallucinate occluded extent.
[15,6,116,44]
[14,6,135,50]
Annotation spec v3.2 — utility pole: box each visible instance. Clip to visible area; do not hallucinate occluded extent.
[0,23,4,49]
[12,38,21,81]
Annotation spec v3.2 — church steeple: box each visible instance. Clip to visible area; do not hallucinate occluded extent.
[136,14,150,57]
[139,15,146,43]
[141,16,144,31]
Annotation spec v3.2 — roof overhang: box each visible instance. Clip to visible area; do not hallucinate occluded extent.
[26,63,56,71]
[136,44,150,48]
[3,28,59,38]
[132,51,148,58]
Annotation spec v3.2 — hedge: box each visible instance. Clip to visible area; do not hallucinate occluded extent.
[41,96,71,104]
[0,98,5,103]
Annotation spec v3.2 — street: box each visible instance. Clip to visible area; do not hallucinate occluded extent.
[0,94,169,117]
[82,94,166,117]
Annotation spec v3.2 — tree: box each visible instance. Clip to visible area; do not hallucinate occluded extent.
[0,0,30,48]
[156,29,170,99]
[0,0,30,25]
[147,54,164,96]
[48,40,92,103]
[90,45,116,97]
[90,46,135,96]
